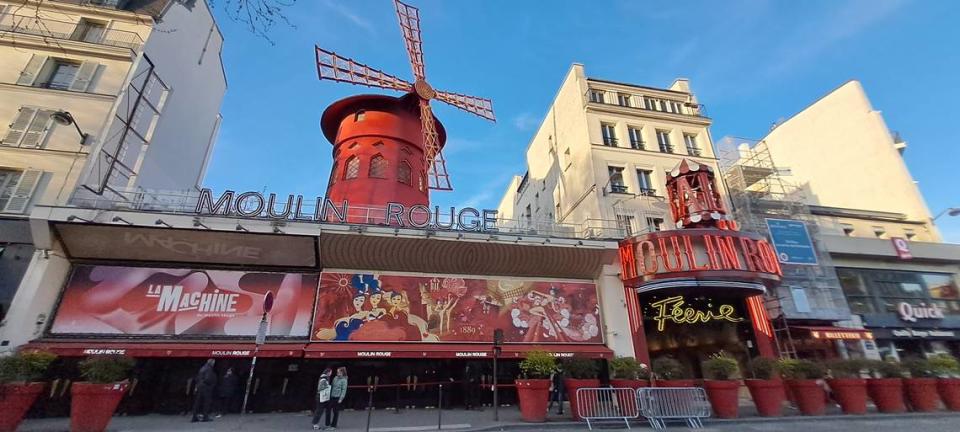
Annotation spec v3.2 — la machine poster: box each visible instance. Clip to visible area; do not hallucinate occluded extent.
[311,272,602,344]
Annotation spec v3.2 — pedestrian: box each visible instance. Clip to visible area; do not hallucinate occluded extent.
[215,367,240,417]
[312,368,333,430]
[324,367,348,429]
[191,359,217,422]
[547,366,565,415]
[463,363,479,410]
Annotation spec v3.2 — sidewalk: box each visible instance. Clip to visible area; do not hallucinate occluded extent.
[18,406,960,432]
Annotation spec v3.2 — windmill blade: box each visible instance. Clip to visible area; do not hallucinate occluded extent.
[418,99,451,190]
[315,47,412,92]
[435,90,496,121]
[429,148,453,191]
[393,0,427,82]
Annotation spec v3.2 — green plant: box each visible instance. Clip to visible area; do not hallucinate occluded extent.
[746,357,779,380]
[868,360,904,378]
[828,358,869,379]
[929,354,960,377]
[702,352,740,380]
[78,355,135,384]
[777,359,825,380]
[562,356,599,379]
[609,356,649,380]
[0,350,57,383]
[519,350,557,379]
[651,357,688,380]
[902,357,935,378]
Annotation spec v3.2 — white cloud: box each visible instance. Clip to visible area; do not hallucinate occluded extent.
[511,112,540,131]
[319,0,376,35]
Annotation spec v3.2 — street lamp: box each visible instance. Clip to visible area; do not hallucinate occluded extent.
[51,111,91,145]
[934,208,960,221]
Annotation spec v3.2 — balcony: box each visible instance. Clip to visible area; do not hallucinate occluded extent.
[629,140,645,150]
[658,144,675,154]
[0,14,144,50]
[686,147,702,156]
[602,137,618,147]
[609,184,629,194]
[638,188,657,197]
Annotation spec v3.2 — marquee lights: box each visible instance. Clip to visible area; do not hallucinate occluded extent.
[649,295,743,332]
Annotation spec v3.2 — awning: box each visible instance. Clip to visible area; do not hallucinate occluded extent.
[21,341,305,358]
[304,343,613,359]
[791,326,874,341]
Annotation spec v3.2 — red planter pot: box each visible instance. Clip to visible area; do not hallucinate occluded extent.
[564,378,600,420]
[827,378,867,415]
[515,379,550,423]
[745,379,785,417]
[786,379,826,416]
[0,382,44,432]
[703,380,740,419]
[867,378,905,413]
[937,378,960,411]
[656,379,696,387]
[904,378,940,412]
[70,382,128,432]
[609,379,647,415]
[609,378,649,390]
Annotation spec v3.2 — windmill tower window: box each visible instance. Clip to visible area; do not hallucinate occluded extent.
[398,160,412,185]
[344,155,360,180]
[369,154,388,178]
[329,161,338,186]
[354,110,366,122]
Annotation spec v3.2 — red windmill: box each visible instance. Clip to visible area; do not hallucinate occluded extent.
[315,0,495,211]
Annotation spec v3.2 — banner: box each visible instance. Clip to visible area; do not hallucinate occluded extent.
[312,272,602,344]
[50,265,318,337]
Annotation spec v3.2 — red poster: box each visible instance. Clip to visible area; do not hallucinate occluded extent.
[312,273,602,344]
[50,265,318,337]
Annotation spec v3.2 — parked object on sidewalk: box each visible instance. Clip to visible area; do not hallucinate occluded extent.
[71,355,134,432]
[866,360,906,413]
[575,387,640,430]
[0,350,56,432]
[562,356,600,421]
[190,359,217,422]
[701,352,740,419]
[652,357,695,387]
[902,358,941,412]
[827,359,869,415]
[744,357,785,417]
[930,354,960,411]
[637,386,711,429]
[515,350,556,422]
[779,359,826,416]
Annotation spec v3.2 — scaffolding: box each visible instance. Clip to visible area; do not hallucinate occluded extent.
[718,137,851,359]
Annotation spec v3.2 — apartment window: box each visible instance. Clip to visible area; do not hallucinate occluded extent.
[589,89,605,103]
[0,169,42,214]
[72,19,107,44]
[524,204,532,219]
[628,127,644,150]
[683,133,701,156]
[841,224,855,236]
[617,93,631,107]
[369,154,388,178]
[671,101,684,114]
[608,166,627,193]
[646,217,664,232]
[343,155,360,180]
[601,123,617,146]
[873,226,886,239]
[1,107,55,148]
[17,55,98,92]
[42,60,80,90]
[617,214,635,237]
[636,169,655,196]
[644,97,656,111]
[656,130,673,153]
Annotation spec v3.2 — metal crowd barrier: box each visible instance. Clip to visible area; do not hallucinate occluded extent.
[637,387,711,429]
[575,387,640,430]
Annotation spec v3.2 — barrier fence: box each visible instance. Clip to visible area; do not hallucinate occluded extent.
[575,387,640,430]
[637,387,711,430]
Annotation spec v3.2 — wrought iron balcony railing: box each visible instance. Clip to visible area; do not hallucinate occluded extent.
[0,14,144,50]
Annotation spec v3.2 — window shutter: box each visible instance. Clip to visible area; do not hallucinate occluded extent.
[2,107,37,146]
[70,61,98,92]
[20,110,54,148]
[4,169,42,213]
[17,54,47,86]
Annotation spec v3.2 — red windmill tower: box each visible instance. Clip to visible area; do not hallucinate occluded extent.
[315,0,495,211]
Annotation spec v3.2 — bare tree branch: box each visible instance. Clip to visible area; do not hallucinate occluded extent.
[206,0,297,45]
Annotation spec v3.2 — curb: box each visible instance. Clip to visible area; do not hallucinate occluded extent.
[464,411,960,431]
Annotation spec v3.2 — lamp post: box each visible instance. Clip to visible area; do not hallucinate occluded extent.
[51,111,91,145]
[492,328,503,421]
[240,291,274,423]
[933,207,960,221]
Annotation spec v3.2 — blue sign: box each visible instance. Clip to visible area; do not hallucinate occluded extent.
[765,218,818,266]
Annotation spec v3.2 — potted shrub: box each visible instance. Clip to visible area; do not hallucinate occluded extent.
[652,357,694,387]
[745,356,785,417]
[779,358,827,415]
[902,357,941,412]
[0,350,56,432]
[866,360,906,413]
[930,353,960,411]
[609,356,650,389]
[826,359,868,414]
[701,352,741,419]
[515,350,557,422]
[562,356,600,420]
[71,355,135,432]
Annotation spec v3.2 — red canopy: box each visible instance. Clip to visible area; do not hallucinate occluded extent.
[304,343,613,359]
[21,341,305,358]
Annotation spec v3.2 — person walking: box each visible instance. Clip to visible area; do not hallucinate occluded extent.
[312,368,333,430]
[324,367,348,429]
[215,367,239,417]
[547,366,565,415]
[191,359,217,422]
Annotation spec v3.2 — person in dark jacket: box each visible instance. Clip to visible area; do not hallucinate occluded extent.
[191,359,217,422]
[215,367,240,417]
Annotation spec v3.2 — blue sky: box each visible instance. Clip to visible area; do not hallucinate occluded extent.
[202,0,960,242]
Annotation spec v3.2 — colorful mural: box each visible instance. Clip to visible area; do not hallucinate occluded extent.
[312,273,602,344]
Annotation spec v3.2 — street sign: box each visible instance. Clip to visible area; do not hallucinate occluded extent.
[765,218,818,265]
[892,237,913,260]
[255,318,267,346]
[263,291,275,314]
